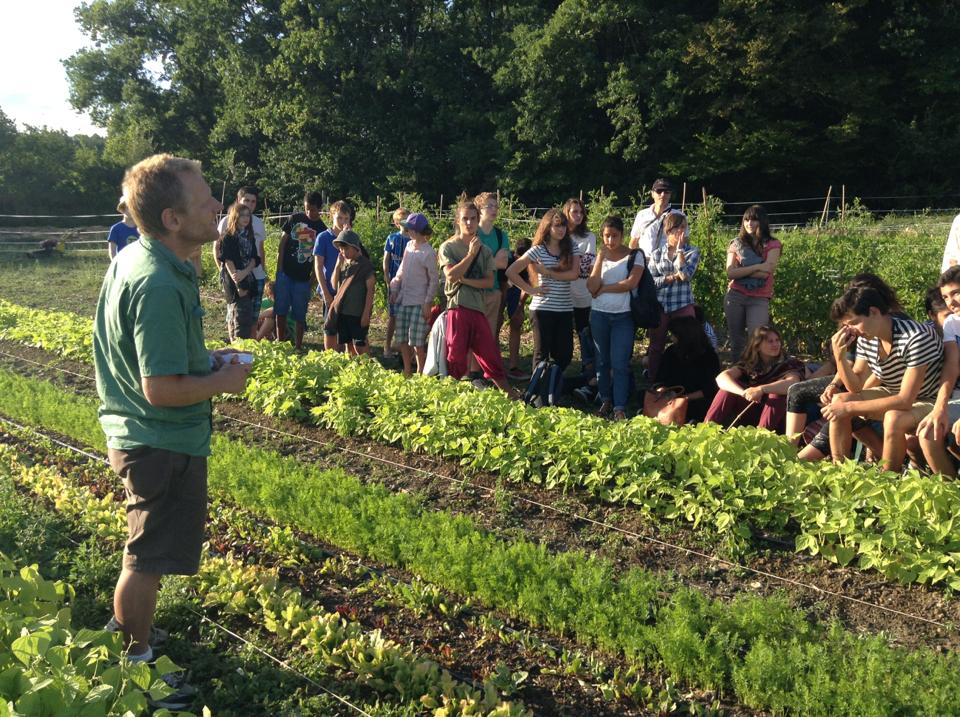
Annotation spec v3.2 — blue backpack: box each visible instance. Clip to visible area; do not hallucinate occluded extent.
[524,359,564,408]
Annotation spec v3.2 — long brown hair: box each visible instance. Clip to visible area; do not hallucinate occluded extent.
[532,208,572,269]
[736,325,785,373]
[225,202,252,237]
[562,197,588,237]
[737,204,773,255]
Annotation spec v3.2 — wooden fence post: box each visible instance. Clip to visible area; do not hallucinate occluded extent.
[579,189,583,202]
[438,194,443,222]
[819,186,833,229]
[376,196,381,223]
[681,182,687,213]
[841,185,846,221]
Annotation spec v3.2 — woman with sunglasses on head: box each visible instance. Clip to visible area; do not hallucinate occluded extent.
[724,204,782,361]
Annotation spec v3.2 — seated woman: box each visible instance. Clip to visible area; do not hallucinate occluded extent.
[704,325,804,432]
[643,316,720,425]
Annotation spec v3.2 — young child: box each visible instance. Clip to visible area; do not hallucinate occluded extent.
[256,281,278,340]
[505,237,533,379]
[327,230,376,356]
[107,196,139,258]
[314,200,353,350]
[389,212,438,376]
[383,207,411,358]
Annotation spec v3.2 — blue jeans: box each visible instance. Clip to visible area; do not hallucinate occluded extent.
[591,310,634,411]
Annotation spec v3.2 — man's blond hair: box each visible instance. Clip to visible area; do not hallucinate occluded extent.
[122,154,202,238]
[474,192,498,211]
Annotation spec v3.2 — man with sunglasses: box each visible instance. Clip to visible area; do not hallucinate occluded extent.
[629,178,686,258]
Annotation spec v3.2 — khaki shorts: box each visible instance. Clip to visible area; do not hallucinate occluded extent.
[483,290,502,335]
[852,387,935,426]
[108,446,208,575]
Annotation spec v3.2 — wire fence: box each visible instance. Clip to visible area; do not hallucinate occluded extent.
[0,187,957,257]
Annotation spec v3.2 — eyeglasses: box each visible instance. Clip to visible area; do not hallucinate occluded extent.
[653,189,671,195]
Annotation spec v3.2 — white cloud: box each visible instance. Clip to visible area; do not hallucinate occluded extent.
[0,0,104,135]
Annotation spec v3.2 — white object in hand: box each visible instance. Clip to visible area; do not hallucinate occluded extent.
[234,352,254,364]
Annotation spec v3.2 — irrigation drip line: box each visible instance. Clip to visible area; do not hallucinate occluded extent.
[183,607,376,717]
[0,348,954,634]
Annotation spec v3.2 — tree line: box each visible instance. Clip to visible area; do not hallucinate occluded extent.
[10,1,960,215]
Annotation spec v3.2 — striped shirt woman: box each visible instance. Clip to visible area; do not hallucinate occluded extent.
[506,209,581,370]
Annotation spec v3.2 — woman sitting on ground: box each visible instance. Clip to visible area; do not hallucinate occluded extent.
[643,316,720,425]
[704,325,804,433]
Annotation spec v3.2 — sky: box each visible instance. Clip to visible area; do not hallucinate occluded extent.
[1,0,103,136]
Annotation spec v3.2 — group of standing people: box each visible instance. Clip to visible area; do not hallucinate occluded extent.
[189,179,792,425]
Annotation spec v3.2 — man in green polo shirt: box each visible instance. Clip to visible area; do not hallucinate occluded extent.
[94,154,251,702]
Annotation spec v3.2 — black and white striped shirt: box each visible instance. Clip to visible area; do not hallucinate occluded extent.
[855,316,944,400]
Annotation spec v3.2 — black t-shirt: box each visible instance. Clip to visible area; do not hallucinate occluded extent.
[281,212,328,282]
[221,228,259,294]
[657,344,722,423]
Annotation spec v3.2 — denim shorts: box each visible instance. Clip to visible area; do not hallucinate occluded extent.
[274,271,311,326]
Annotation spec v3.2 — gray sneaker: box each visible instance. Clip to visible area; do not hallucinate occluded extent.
[103,616,169,647]
[149,670,197,711]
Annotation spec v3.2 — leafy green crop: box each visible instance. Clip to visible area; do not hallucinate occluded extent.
[0,545,192,716]
[3,369,960,716]
[0,444,531,717]
[4,296,960,591]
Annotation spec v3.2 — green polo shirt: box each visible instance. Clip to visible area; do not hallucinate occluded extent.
[93,236,213,456]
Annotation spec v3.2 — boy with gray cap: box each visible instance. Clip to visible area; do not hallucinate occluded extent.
[327,229,376,355]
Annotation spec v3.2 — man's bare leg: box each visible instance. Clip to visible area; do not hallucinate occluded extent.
[114,568,161,657]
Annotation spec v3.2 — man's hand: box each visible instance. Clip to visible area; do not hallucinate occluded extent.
[218,360,252,395]
[918,408,950,441]
[468,236,483,256]
[822,394,854,421]
[820,382,842,406]
[831,326,857,360]
[210,347,240,370]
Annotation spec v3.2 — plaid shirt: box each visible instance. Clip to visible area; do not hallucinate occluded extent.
[649,244,700,312]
